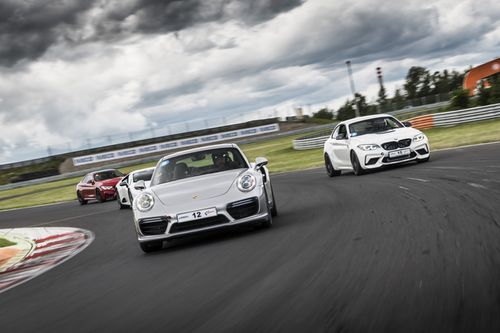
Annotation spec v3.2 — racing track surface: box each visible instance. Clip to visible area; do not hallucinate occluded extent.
[1,143,500,333]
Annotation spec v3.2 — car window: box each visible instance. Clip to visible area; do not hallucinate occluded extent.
[331,125,339,138]
[133,169,154,183]
[120,175,129,184]
[349,117,403,137]
[334,125,347,139]
[151,148,248,186]
[94,170,124,181]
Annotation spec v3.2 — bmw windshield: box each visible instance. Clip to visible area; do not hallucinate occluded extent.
[349,117,404,137]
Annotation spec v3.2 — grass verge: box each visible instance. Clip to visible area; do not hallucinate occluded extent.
[0,118,499,211]
[0,238,16,248]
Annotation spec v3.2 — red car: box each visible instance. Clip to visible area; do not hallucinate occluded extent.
[76,169,125,205]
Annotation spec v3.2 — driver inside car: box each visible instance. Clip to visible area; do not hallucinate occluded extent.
[212,152,232,171]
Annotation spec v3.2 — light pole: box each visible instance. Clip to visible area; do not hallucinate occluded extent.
[376,67,385,113]
[345,60,360,117]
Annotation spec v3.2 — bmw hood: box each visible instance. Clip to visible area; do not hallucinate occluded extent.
[350,127,422,145]
[151,169,246,206]
[100,178,121,186]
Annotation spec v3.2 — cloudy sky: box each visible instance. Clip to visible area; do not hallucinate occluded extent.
[0,0,499,163]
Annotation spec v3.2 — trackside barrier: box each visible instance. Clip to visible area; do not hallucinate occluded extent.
[409,103,500,130]
[72,123,280,166]
[292,135,330,150]
[292,103,500,150]
[292,128,333,150]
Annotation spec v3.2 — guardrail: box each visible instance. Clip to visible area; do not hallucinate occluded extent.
[409,103,500,130]
[292,103,500,150]
[292,128,333,150]
[292,135,331,150]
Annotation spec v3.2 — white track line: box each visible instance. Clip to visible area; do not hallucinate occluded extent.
[30,210,114,227]
[407,178,430,183]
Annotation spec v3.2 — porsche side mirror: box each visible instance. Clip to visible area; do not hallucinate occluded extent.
[254,157,268,170]
[134,180,146,191]
[402,121,412,127]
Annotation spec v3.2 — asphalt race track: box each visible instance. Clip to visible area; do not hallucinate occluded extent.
[1,143,500,333]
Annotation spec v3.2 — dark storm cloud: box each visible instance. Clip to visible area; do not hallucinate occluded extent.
[0,0,304,67]
[0,0,96,67]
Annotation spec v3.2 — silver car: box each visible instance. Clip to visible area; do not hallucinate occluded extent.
[132,143,278,252]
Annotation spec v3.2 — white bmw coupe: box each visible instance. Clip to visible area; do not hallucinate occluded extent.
[132,143,277,252]
[323,114,430,176]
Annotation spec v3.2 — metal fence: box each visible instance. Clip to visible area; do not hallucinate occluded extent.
[409,102,500,130]
[293,103,500,150]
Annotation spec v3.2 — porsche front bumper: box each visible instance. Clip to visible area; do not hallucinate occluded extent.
[133,190,269,243]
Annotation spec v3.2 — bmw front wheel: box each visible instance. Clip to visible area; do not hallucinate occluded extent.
[325,154,341,177]
[350,151,365,176]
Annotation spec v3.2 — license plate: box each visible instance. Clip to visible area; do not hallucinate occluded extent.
[177,207,217,223]
[389,148,410,158]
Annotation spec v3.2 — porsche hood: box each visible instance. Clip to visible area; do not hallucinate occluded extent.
[151,169,246,206]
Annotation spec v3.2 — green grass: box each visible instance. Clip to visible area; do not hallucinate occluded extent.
[0,237,16,248]
[423,118,500,149]
[0,118,499,211]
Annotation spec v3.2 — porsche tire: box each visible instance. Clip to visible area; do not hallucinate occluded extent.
[140,241,163,253]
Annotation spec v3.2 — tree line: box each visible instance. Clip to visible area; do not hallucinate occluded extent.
[312,66,500,121]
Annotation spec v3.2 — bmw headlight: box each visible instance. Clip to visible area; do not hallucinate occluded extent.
[135,193,155,212]
[237,174,256,192]
[413,134,426,142]
[101,186,114,190]
[358,144,380,151]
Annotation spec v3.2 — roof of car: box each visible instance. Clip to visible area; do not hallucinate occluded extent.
[159,143,240,160]
[340,114,396,126]
[90,169,118,175]
[130,167,155,175]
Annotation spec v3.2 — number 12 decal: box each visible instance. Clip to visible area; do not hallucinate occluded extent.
[192,212,202,218]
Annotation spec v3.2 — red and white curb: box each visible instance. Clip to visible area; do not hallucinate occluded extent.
[0,227,94,294]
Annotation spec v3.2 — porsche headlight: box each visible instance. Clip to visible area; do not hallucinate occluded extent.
[357,144,380,151]
[101,186,114,190]
[135,193,155,212]
[413,134,426,142]
[237,174,256,192]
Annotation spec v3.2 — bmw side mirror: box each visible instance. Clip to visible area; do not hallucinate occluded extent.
[254,157,268,170]
[134,180,146,191]
[402,121,412,127]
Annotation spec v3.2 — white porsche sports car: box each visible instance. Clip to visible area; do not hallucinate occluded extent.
[116,167,155,209]
[323,114,430,176]
[132,143,277,252]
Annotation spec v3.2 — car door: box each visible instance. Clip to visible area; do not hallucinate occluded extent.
[116,175,130,204]
[327,124,350,168]
[80,175,95,199]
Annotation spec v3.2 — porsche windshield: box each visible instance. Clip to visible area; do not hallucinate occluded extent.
[151,148,248,186]
[349,117,403,137]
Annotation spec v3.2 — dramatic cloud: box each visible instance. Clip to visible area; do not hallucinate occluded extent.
[0,0,499,163]
[0,0,304,66]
